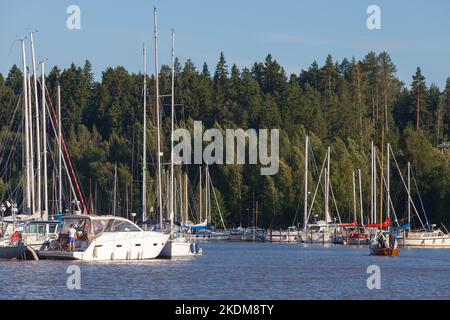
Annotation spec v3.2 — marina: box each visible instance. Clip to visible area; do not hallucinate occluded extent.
[1,1,450,304]
[1,242,450,300]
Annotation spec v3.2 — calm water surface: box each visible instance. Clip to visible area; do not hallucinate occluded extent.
[1,242,449,299]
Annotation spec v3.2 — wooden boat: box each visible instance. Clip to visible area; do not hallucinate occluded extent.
[369,244,400,256]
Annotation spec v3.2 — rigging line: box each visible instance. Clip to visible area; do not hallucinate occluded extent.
[388,146,425,229]
[0,94,22,162]
[411,168,430,230]
[44,85,87,214]
[374,151,399,225]
[328,181,341,224]
[306,152,327,223]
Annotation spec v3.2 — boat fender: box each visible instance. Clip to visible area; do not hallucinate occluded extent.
[190,243,195,253]
[10,231,20,244]
[195,243,199,254]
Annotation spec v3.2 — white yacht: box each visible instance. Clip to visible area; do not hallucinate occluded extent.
[397,228,450,248]
[39,215,169,261]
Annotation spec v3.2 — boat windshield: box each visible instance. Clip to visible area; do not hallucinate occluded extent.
[61,218,91,235]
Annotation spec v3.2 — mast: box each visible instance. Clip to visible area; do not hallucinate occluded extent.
[30,32,41,215]
[142,44,147,222]
[370,141,374,224]
[20,39,31,212]
[374,146,377,224]
[57,85,62,216]
[352,171,357,223]
[113,162,117,216]
[407,161,411,229]
[184,172,188,224]
[41,62,48,220]
[379,127,385,230]
[358,169,363,225]
[199,167,202,222]
[303,136,309,231]
[325,146,331,224]
[387,142,390,219]
[170,29,175,233]
[205,165,209,224]
[154,7,163,229]
[27,72,35,214]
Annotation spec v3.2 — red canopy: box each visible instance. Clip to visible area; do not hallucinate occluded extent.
[339,221,357,228]
[364,217,391,228]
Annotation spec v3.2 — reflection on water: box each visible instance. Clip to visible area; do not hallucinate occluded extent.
[1,243,449,299]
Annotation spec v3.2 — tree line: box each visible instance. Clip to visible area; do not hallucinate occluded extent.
[1,51,449,228]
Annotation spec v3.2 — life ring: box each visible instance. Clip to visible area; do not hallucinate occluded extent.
[10,231,20,243]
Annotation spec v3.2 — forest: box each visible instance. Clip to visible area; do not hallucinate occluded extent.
[1,51,450,229]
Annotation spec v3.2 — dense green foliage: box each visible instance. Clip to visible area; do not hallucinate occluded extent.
[1,52,450,229]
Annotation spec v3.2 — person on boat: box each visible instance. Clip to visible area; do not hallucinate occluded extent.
[377,233,385,248]
[389,231,395,249]
[68,224,76,251]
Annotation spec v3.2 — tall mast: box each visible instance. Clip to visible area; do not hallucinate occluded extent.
[352,170,357,223]
[199,167,202,222]
[358,169,363,225]
[41,62,48,220]
[379,127,385,230]
[142,43,147,222]
[20,39,31,212]
[387,142,390,219]
[27,72,35,214]
[57,85,62,215]
[303,136,309,231]
[325,146,331,224]
[30,32,41,215]
[205,166,209,224]
[154,7,163,229]
[370,141,374,224]
[407,161,411,229]
[170,29,175,233]
[374,146,377,224]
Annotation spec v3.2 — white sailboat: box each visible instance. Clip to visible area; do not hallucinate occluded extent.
[388,147,450,247]
[148,11,201,258]
[302,141,340,243]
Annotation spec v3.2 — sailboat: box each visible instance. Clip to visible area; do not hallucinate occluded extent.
[387,150,450,248]
[302,140,341,243]
[190,165,230,241]
[369,127,400,256]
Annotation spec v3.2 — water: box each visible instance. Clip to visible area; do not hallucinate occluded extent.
[1,242,449,299]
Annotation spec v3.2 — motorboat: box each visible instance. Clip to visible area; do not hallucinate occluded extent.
[266,226,302,243]
[242,227,266,242]
[397,228,450,248]
[39,215,169,261]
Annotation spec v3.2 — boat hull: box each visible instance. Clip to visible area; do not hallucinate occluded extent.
[369,245,400,256]
[159,238,202,258]
[0,245,28,260]
[397,235,450,248]
[40,232,170,261]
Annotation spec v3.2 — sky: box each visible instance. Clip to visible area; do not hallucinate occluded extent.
[1,0,450,88]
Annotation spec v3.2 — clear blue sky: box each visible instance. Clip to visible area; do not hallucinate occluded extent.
[1,0,450,88]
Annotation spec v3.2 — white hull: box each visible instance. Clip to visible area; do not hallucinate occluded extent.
[266,233,302,243]
[159,237,202,258]
[40,231,169,261]
[398,235,450,248]
[303,232,332,243]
